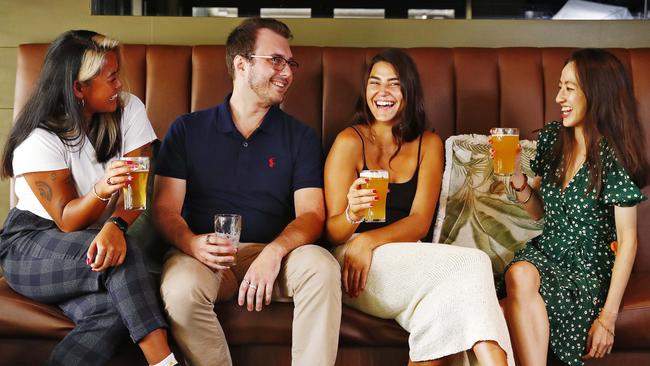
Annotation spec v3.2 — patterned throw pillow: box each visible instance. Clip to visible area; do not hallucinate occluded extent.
[432,134,543,282]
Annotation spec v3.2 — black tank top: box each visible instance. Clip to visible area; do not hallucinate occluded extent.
[352,127,430,240]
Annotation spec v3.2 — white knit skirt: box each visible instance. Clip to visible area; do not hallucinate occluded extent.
[333,242,514,365]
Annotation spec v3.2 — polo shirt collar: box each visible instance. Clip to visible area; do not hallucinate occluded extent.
[216,93,281,136]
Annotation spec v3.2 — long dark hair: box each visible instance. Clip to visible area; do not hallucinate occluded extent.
[1,30,125,178]
[549,48,649,195]
[352,48,427,164]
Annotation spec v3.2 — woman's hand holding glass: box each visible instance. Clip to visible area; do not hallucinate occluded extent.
[86,160,140,270]
[95,160,136,200]
[346,177,377,223]
[488,137,526,188]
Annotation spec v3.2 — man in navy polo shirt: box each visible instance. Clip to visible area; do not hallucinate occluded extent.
[153,18,341,366]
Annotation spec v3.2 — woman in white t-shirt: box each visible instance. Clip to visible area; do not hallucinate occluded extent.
[0,30,176,366]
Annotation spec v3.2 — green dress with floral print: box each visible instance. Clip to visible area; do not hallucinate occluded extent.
[505,121,646,366]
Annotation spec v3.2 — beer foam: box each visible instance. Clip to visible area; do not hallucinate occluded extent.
[360,170,389,179]
[490,127,519,137]
[121,156,149,171]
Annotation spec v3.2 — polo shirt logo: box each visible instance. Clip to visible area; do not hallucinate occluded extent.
[268,157,276,168]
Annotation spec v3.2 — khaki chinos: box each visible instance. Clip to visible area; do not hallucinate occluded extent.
[160,242,341,366]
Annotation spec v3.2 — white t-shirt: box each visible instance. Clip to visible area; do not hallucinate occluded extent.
[13,94,157,227]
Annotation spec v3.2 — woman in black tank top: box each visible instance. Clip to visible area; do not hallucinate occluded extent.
[324,49,513,365]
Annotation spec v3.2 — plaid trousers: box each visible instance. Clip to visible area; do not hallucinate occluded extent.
[0,208,168,366]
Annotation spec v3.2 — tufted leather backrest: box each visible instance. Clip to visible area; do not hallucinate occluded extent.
[12,44,650,272]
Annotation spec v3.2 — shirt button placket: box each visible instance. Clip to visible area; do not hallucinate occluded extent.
[237,140,250,185]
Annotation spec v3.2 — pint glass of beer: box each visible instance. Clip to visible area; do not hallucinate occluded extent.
[122,157,149,210]
[360,170,389,223]
[490,128,519,176]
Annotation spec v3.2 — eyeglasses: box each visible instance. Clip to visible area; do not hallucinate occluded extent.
[248,54,299,72]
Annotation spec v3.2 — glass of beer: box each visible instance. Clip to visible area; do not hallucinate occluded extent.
[360,170,389,223]
[122,157,149,210]
[212,214,242,267]
[490,128,519,176]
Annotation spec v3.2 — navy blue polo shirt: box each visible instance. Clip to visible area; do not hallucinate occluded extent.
[156,95,323,243]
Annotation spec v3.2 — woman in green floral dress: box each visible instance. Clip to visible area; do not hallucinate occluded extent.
[500,49,649,366]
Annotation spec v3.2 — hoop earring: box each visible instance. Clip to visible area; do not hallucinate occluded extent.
[78,98,85,107]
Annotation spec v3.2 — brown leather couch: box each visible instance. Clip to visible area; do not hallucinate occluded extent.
[2,44,650,366]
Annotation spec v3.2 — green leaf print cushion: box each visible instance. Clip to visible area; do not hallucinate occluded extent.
[432,134,543,283]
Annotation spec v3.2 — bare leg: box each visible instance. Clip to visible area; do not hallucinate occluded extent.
[473,340,508,366]
[504,262,549,366]
[138,328,173,365]
[499,299,521,366]
[408,355,454,366]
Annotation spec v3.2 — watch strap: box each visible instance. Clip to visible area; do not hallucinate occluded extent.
[106,216,129,235]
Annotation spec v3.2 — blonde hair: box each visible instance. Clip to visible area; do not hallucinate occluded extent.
[3,30,131,177]
[78,35,120,81]
[79,34,129,161]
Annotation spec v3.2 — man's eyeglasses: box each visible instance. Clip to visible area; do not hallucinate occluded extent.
[248,54,299,72]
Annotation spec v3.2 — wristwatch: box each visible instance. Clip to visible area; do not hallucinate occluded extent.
[106,216,129,235]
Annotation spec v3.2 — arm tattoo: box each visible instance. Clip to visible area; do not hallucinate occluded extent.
[35,181,53,202]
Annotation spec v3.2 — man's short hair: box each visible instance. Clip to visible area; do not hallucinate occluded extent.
[225,18,293,79]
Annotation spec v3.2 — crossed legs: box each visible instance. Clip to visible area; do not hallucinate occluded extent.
[1,224,172,366]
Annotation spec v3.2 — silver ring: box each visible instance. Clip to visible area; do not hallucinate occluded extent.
[242,279,250,284]
[249,284,258,290]
[96,253,105,257]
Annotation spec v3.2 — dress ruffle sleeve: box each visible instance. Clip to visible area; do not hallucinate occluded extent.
[600,143,647,207]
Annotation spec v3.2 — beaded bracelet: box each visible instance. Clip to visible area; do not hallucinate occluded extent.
[92,184,111,202]
[345,204,364,224]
